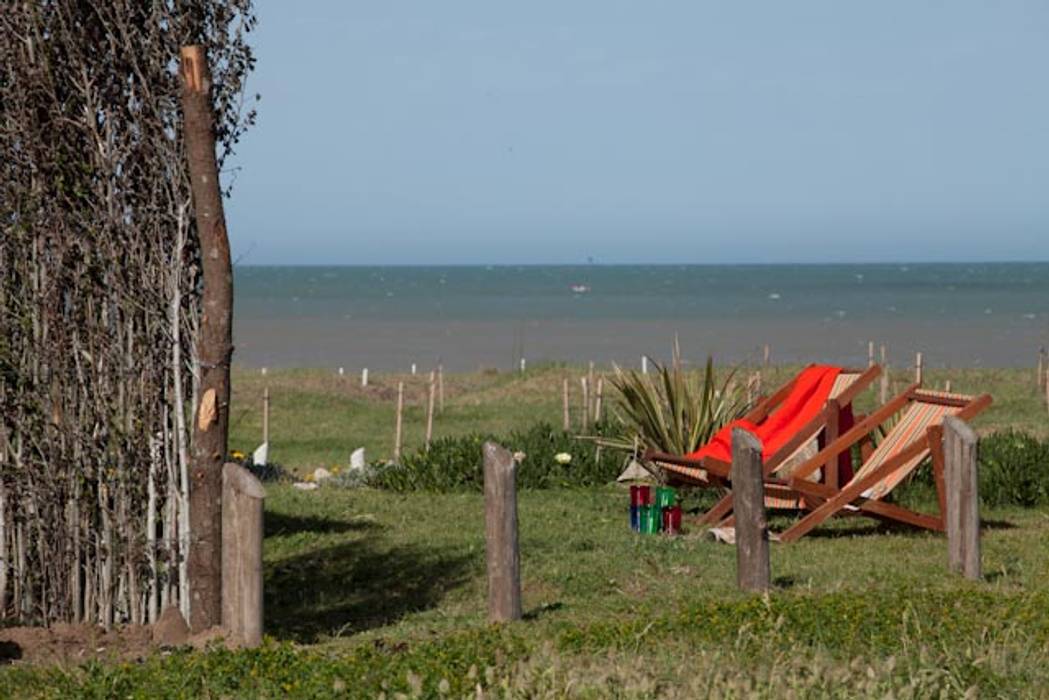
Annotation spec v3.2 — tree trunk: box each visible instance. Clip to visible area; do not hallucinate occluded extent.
[180,45,234,632]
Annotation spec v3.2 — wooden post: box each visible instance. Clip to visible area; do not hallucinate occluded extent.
[1038,348,1045,389]
[425,371,436,451]
[879,344,888,405]
[562,378,570,431]
[944,379,952,393]
[262,387,270,446]
[943,416,980,580]
[437,363,444,413]
[594,377,604,423]
[588,361,595,417]
[641,355,648,375]
[732,429,770,593]
[393,381,404,461]
[221,463,265,647]
[411,363,417,376]
[181,44,234,631]
[483,442,522,622]
[520,357,526,374]
[580,376,590,429]
[361,367,369,387]
[868,341,875,368]
[915,352,923,385]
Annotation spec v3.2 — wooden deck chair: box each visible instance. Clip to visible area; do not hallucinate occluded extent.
[766,386,993,542]
[647,365,881,523]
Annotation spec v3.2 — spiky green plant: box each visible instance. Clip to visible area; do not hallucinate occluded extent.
[595,348,747,458]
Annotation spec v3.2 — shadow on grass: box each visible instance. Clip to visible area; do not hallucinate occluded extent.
[265,537,474,643]
[264,510,378,538]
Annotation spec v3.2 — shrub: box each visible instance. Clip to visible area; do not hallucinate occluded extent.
[369,421,624,492]
[977,430,1049,508]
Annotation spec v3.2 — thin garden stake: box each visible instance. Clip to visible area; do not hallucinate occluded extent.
[394,381,404,461]
[580,376,590,429]
[425,371,436,451]
[562,378,570,431]
[915,352,924,385]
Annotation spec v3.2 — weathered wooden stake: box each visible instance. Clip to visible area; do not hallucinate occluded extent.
[587,361,595,416]
[361,367,369,387]
[437,363,444,413]
[262,387,270,446]
[868,341,875,367]
[641,355,648,374]
[580,376,590,429]
[483,442,522,622]
[221,463,265,647]
[879,344,888,404]
[562,378,570,431]
[945,379,952,393]
[943,416,980,580]
[915,352,924,385]
[594,377,604,423]
[181,44,233,631]
[1038,348,1045,389]
[520,357,526,374]
[393,381,404,461]
[732,429,770,593]
[425,371,436,451]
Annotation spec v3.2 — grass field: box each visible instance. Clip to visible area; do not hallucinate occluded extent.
[3,364,1049,697]
[228,363,1049,475]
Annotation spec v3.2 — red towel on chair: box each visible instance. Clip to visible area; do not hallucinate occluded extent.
[686,365,842,464]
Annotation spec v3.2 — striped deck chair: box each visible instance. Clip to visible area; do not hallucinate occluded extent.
[769,385,992,542]
[648,365,881,524]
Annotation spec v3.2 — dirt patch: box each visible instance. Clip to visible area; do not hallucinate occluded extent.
[0,621,236,667]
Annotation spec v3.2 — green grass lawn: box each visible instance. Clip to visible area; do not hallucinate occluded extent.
[5,486,1049,697]
[229,364,1049,474]
[4,365,1049,697]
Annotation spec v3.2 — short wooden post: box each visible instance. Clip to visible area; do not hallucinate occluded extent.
[562,378,570,431]
[944,379,952,393]
[520,357,526,374]
[587,361,595,417]
[221,462,265,647]
[594,377,604,423]
[262,387,270,446]
[483,442,522,622]
[641,355,648,374]
[943,416,980,580]
[361,367,369,387]
[732,429,770,593]
[580,376,590,429]
[868,341,875,367]
[425,371,436,451]
[437,363,444,413]
[915,352,923,385]
[393,381,404,461]
[879,345,888,405]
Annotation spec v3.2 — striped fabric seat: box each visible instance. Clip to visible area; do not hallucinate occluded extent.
[856,394,961,500]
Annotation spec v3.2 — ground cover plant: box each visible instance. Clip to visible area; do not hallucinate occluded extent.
[3,364,1048,697]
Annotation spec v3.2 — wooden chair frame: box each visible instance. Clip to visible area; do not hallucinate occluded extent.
[766,386,993,542]
[646,364,882,523]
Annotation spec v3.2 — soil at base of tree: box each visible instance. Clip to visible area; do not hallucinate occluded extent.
[0,623,232,667]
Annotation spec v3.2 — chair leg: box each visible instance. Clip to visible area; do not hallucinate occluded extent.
[699,492,734,525]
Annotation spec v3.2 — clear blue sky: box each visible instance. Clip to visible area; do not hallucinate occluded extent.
[225,1,1049,265]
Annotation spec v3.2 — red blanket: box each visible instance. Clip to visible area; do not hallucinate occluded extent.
[686,365,842,463]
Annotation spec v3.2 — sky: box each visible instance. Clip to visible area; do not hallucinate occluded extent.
[224,1,1049,265]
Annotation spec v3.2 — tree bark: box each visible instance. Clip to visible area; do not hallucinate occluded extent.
[180,45,234,631]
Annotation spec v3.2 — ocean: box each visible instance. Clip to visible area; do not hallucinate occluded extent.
[233,263,1049,370]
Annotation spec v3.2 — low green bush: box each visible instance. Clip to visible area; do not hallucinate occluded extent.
[369,421,624,492]
[977,429,1049,507]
